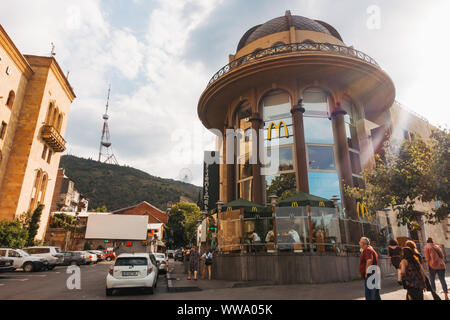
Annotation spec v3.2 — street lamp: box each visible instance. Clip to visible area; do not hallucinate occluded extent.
[216,200,224,213]
[269,195,278,208]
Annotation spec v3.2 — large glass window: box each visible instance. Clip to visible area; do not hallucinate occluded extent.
[303,88,342,202]
[275,207,308,252]
[308,172,341,200]
[307,146,336,170]
[262,91,295,202]
[235,101,253,201]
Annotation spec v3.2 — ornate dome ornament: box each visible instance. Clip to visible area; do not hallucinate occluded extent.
[236,10,343,52]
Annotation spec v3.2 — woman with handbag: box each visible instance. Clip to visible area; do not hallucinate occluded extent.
[400,246,427,300]
[388,239,402,285]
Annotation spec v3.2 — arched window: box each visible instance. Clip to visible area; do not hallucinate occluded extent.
[52,107,59,127]
[30,170,43,211]
[46,103,54,125]
[261,90,295,201]
[56,113,63,132]
[39,173,48,205]
[302,88,341,200]
[6,91,15,109]
[234,101,253,201]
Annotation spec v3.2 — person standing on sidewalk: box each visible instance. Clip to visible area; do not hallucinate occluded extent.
[425,238,449,300]
[202,250,213,280]
[359,237,381,300]
[388,239,403,285]
[187,245,200,281]
[400,246,427,300]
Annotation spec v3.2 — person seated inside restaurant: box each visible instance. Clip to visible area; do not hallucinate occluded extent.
[247,231,261,252]
[265,229,276,252]
[282,225,303,252]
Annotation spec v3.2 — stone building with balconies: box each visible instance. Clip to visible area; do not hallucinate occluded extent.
[0,25,75,241]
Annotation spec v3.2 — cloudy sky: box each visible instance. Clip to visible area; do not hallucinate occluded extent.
[1,0,449,186]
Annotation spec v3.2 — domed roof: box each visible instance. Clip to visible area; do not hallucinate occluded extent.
[237,11,343,52]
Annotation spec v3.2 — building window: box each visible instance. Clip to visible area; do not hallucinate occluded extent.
[342,98,362,176]
[41,145,48,160]
[6,91,15,109]
[46,103,54,125]
[0,122,7,140]
[262,90,295,201]
[235,101,253,201]
[303,88,341,201]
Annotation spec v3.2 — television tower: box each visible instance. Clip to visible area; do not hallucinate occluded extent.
[98,85,119,165]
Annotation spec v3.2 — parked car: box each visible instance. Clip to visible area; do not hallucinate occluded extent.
[74,251,91,265]
[0,248,48,272]
[168,250,175,259]
[23,246,63,270]
[84,251,98,264]
[103,251,117,261]
[61,252,85,266]
[89,250,104,261]
[0,257,16,273]
[106,253,158,296]
[153,253,168,274]
[174,249,183,262]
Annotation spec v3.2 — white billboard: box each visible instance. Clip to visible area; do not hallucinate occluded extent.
[85,215,148,240]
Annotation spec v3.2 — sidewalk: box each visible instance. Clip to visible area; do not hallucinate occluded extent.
[166,260,450,300]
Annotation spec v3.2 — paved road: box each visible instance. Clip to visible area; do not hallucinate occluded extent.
[0,261,168,300]
[0,260,448,300]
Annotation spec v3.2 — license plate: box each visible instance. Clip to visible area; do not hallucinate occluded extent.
[122,271,138,276]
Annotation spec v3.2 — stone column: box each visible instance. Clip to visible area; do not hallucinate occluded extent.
[291,99,309,193]
[250,113,264,205]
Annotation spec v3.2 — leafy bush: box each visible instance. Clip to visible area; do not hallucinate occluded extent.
[0,220,29,248]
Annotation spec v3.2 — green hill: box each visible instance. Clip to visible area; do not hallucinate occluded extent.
[59,155,202,211]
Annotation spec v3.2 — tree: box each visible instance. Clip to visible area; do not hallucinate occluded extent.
[90,205,108,213]
[345,131,449,230]
[26,205,44,246]
[0,220,28,248]
[165,202,203,248]
[166,205,188,249]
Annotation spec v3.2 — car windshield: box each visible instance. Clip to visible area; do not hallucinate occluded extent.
[155,254,165,259]
[16,249,29,257]
[115,257,147,266]
[55,248,61,253]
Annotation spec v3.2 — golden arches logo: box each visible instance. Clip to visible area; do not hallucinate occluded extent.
[226,207,233,212]
[291,202,299,207]
[357,202,371,220]
[319,202,325,207]
[252,207,258,213]
[267,121,289,141]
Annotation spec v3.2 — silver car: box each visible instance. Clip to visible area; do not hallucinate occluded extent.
[23,246,63,270]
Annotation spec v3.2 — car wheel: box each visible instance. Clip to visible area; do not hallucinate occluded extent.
[48,265,56,270]
[106,288,113,296]
[23,262,34,273]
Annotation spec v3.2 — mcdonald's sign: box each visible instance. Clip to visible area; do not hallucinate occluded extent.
[226,207,233,212]
[291,202,299,207]
[319,202,325,207]
[357,201,371,220]
[251,207,258,213]
[267,121,289,140]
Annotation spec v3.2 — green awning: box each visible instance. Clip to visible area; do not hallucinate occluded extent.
[277,192,335,208]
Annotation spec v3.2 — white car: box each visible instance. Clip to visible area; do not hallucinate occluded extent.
[106,253,158,296]
[153,253,168,274]
[23,246,63,270]
[84,251,98,264]
[0,248,48,272]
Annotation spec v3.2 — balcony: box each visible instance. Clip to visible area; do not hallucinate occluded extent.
[41,125,66,152]
[207,42,380,88]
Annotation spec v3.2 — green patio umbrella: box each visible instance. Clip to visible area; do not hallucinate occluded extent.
[221,198,269,214]
[277,192,335,208]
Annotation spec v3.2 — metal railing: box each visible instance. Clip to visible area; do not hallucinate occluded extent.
[207,42,380,87]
